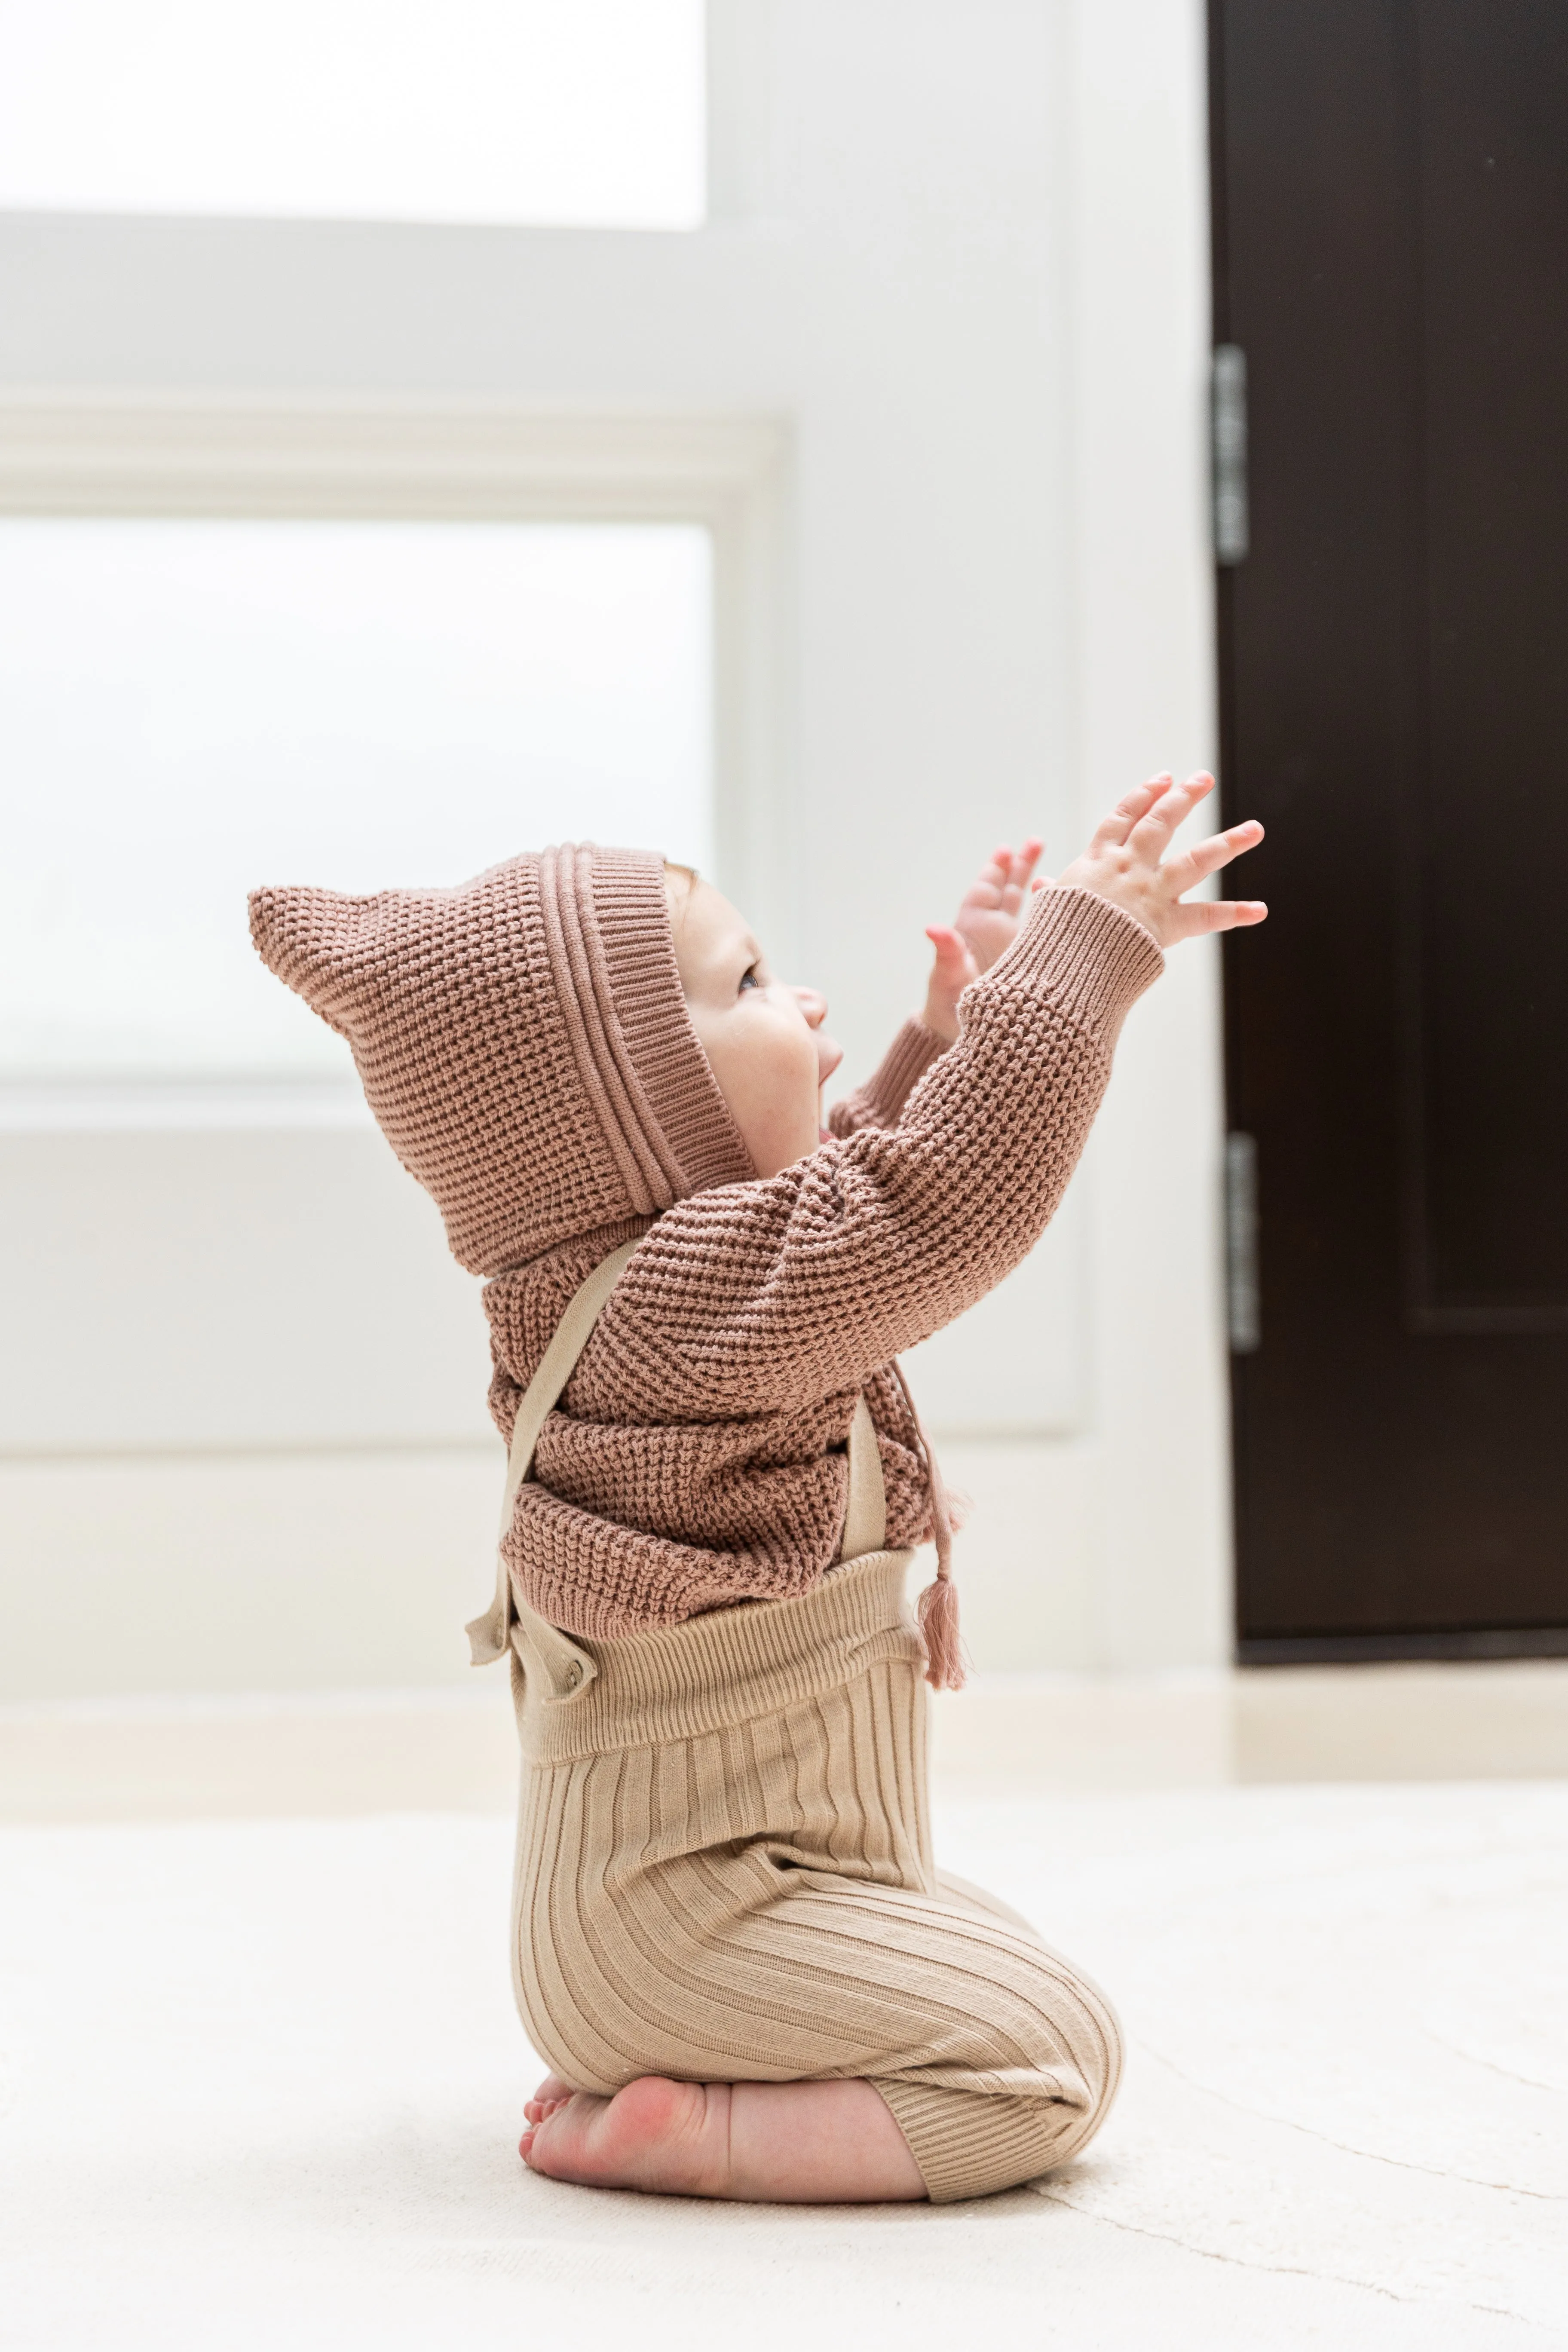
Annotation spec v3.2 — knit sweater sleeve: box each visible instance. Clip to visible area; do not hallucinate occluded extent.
[826,1018,948,1139]
[585,887,1162,1416]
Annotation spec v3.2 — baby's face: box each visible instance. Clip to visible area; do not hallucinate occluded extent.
[668,874,842,1178]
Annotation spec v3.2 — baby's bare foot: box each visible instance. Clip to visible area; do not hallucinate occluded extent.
[520,2075,925,2204]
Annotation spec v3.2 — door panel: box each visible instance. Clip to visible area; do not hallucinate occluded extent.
[1212,0,1568,1655]
[1411,10,1568,1324]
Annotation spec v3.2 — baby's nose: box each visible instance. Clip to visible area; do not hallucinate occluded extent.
[791,986,828,1028]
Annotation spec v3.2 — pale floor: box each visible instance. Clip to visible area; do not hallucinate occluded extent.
[3,1669,1567,2350]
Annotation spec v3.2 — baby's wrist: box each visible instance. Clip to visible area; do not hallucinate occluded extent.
[920,990,961,1047]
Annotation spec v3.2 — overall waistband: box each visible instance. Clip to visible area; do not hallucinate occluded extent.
[512,1548,920,1764]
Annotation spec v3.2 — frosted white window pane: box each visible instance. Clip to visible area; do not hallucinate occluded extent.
[0,0,704,228]
[0,520,712,1079]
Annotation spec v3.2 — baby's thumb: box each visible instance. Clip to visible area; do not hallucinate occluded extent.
[925,924,977,977]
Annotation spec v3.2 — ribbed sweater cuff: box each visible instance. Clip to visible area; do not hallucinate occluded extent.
[859,1017,948,1124]
[974,886,1164,1041]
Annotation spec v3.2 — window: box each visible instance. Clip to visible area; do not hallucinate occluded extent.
[0,518,713,1080]
[0,0,704,227]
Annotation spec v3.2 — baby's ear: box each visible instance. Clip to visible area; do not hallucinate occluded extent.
[248,884,382,1038]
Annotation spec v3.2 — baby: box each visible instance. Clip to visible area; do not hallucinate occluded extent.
[251,769,1263,2207]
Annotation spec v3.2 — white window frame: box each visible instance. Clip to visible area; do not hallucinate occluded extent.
[0,394,793,1115]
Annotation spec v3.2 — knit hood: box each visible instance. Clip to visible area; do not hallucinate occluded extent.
[249,843,755,1275]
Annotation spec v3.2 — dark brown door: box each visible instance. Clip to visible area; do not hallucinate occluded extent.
[1211,0,1568,1659]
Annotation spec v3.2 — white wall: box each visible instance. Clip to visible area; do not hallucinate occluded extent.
[0,0,1228,1699]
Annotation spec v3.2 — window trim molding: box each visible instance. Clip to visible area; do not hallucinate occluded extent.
[0,394,795,1119]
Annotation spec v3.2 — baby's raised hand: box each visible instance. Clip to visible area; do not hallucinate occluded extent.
[1052,773,1266,949]
[923,839,1044,1043]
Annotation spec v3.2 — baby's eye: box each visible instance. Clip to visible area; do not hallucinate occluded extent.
[738,965,760,992]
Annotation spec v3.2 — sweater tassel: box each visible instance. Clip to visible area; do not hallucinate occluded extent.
[918,1568,965,1693]
[893,1360,967,1693]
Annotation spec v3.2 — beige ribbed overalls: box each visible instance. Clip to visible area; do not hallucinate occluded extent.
[469,1243,1123,2202]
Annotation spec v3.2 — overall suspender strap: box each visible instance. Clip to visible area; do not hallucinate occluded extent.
[842,1396,887,1563]
[466,1240,891,1671]
[466,1239,639,1666]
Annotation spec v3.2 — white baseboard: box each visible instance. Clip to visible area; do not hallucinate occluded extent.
[932,1663,1568,1789]
[5,1663,1566,1824]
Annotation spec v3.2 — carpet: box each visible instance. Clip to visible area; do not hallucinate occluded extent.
[3,1785,1565,2349]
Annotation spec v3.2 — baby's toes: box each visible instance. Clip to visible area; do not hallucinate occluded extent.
[524,2072,575,2123]
[520,2105,572,2160]
[524,2070,580,2125]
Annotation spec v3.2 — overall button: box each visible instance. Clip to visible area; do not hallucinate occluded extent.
[561,1660,584,1691]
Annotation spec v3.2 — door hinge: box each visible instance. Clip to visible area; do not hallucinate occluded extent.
[1225,1131,1261,1353]
[1212,345,1250,565]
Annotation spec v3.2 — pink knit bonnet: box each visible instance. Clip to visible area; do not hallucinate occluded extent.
[249,843,754,1274]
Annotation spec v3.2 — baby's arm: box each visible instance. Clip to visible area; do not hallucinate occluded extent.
[824,1021,946,1138]
[594,775,1262,1416]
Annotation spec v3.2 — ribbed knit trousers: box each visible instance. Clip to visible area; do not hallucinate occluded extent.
[507,1547,1122,2202]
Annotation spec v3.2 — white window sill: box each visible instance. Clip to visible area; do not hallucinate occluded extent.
[0,1080,374,1133]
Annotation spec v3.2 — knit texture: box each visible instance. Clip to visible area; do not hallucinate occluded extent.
[488,884,1162,1635]
[248,843,752,1276]
[508,1549,1124,2202]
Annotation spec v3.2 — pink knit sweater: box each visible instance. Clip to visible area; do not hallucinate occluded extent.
[250,847,1161,1639]
[484,888,1161,1635]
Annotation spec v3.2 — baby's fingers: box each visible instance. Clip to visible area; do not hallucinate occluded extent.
[1166,818,1264,891]
[1165,896,1268,943]
[1011,836,1044,900]
[959,845,1016,913]
[1088,774,1172,853]
[1127,770,1214,858]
